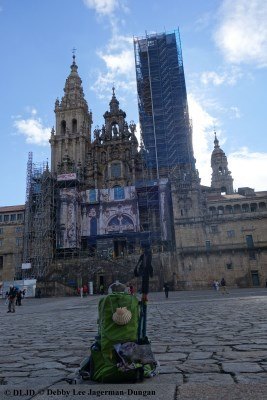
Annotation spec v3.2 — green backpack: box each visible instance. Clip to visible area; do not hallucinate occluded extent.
[82,292,156,383]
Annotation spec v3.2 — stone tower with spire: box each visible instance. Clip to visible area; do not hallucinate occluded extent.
[50,55,92,177]
[211,133,234,194]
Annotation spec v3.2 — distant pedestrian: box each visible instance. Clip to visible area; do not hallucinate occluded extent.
[16,290,22,306]
[220,278,228,294]
[129,284,134,295]
[83,284,88,297]
[7,285,17,313]
[99,284,104,295]
[163,283,169,299]
[213,280,219,291]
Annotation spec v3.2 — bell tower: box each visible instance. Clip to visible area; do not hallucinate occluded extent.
[50,54,92,176]
[211,133,234,194]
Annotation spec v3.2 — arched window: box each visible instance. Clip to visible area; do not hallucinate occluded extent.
[242,203,249,212]
[259,202,266,210]
[72,119,77,133]
[233,204,241,213]
[225,205,233,214]
[250,203,257,212]
[218,206,224,215]
[221,187,227,195]
[111,123,119,138]
[61,120,66,135]
[209,206,216,215]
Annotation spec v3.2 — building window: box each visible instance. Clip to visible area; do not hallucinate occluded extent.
[17,214,23,221]
[16,238,23,247]
[0,228,3,235]
[114,186,125,200]
[61,120,66,135]
[226,262,233,270]
[0,215,2,222]
[246,235,254,248]
[210,225,218,234]
[205,240,211,251]
[10,214,16,222]
[0,239,3,247]
[227,230,235,238]
[15,227,23,233]
[4,215,9,222]
[111,163,121,178]
[89,189,97,203]
[72,119,77,133]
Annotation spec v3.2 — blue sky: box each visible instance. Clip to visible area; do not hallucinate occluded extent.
[1,0,267,206]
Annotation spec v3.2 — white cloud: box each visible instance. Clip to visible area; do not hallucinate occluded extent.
[214,0,267,67]
[200,67,243,86]
[229,148,267,191]
[92,33,136,100]
[83,0,128,16]
[188,93,218,186]
[83,0,119,15]
[229,107,241,119]
[188,94,267,191]
[14,111,51,146]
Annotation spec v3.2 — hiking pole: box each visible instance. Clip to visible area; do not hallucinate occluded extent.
[135,246,153,342]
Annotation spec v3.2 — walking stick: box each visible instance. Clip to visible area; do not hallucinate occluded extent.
[134,246,153,343]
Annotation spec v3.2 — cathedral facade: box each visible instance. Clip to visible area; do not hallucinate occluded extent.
[1,54,267,292]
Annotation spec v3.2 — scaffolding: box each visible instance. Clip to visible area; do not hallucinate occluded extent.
[23,154,55,279]
[134,30,196,180]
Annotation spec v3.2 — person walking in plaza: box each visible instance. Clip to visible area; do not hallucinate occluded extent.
[99,284,104,295]
[129,284,134,295]
[7,285,17,313]
[16,290,22,306]
[163,283,169,299]
[220,277,228,294]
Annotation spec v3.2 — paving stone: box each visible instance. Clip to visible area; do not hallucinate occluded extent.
[29,369,67,378]
[235,373,267,383]
[177,383,267,400]
[156,353,187,361]
[187,352,213,360]
[222,362,263,373]
[0,371,29,378]
[233,344,267,351]
[167,346,194,353]
[184,373,234,384]
[1,290,267,389]
[214,351,267,361]
[178,360,221,373]
[158,363,180,374]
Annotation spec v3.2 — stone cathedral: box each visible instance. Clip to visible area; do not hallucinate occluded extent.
[1,55,267,292]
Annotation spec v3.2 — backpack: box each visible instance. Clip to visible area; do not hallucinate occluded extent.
[79,292,156,383]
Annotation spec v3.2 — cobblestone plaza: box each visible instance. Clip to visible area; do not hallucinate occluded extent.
[1,289,267,399]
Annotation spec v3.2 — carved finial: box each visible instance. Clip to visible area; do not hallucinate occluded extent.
[112,85,115,97]
[72,47,77,64]
[214,131,219,148]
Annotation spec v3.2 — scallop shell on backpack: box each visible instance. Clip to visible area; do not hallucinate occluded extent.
[112,307,132,325]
